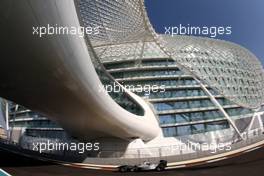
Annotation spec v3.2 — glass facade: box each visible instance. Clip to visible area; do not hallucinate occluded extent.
[147,89,207,99]
[162,121,230,137]
[111,69,184,79]
[102,52,254,137]
[121,79,198,88]
[154,100,215,111]
[141,59,177,66]
[104,61,135,70]
[89,44,144,116]
[9,120,59,128]
[159,110,223,125]
[25,129,67,139]
[8,103,61,129]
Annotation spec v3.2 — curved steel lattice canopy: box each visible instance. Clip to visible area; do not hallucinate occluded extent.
[163,35,264,109]
[77,0,264,109]
[78,0,154,46]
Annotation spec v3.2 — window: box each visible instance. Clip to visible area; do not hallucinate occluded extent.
[163,127,177,137]
[205,121,229,132]
[176,114,189,123]
[191,112,204,121]
[177,125,192,136]
[191,124,205,134]
[159,115,177,124]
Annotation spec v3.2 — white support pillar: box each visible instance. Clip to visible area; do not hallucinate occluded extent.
[5,101,9,131]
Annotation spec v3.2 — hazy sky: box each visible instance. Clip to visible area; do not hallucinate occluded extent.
[145,0,264,65]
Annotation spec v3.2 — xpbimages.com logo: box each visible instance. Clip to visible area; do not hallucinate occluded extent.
[165,24,232,38]
[32,24,101,38]
[32,141,100,154]
[99,82,166,96]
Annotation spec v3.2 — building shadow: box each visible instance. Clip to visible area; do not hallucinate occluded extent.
[0,149,55,167]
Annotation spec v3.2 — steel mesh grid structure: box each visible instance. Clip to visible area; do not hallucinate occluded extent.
[76,0,264,110]
[78,0,154,47]
[163,35,264,109]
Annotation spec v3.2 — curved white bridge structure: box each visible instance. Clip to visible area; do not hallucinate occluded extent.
[0,0,264,145]
[0,0,160,141]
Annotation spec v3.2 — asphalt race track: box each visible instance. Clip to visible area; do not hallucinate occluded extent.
[1,148,264,176]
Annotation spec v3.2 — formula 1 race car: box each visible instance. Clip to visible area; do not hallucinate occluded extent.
[118,160,167,172]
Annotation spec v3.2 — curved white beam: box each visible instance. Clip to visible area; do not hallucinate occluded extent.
[0,0,160,141]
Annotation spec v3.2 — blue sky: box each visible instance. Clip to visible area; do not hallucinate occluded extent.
[145,0,264,65]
